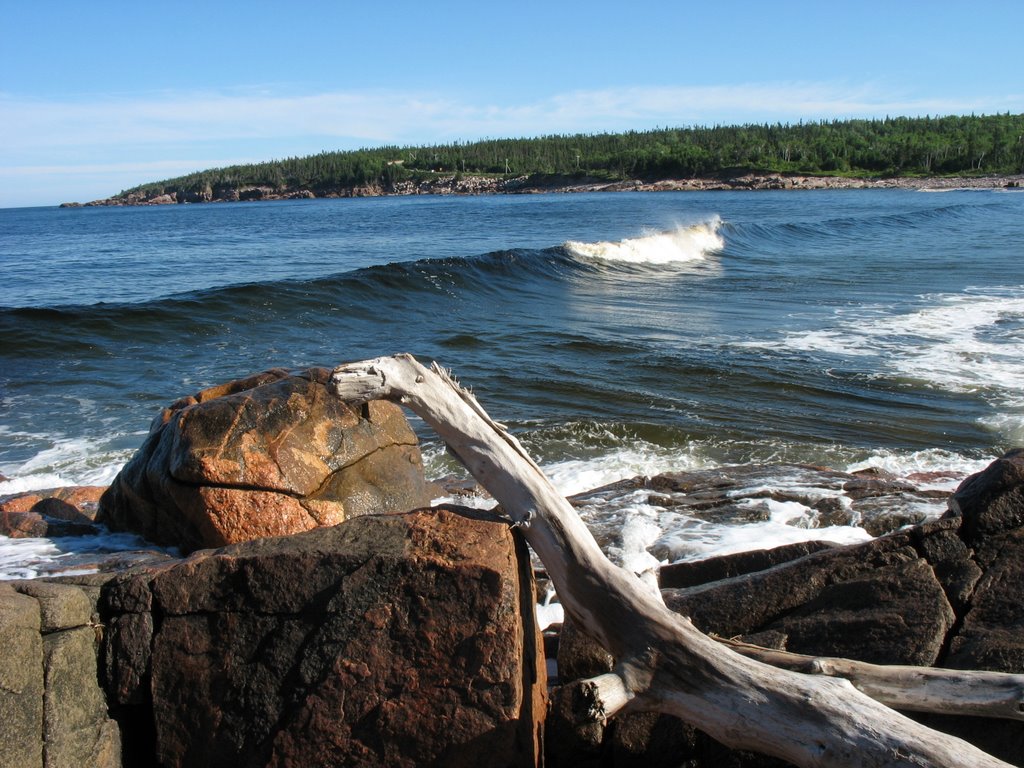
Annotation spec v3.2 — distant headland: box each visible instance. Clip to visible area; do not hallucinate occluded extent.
[60,112,1024,207]
[59,171,1024,208]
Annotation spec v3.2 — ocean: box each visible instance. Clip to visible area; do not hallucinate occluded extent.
[2,188,1022,578]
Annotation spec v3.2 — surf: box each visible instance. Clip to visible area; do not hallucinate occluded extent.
[562,217,724,265]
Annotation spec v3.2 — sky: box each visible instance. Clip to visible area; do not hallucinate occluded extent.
[2,1,1022,208]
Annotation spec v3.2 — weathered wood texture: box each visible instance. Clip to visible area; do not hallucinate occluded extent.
[719,637,1024,722]
[331,354,1012,768]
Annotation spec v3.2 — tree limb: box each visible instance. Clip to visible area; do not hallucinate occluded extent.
[718,637,1024,722]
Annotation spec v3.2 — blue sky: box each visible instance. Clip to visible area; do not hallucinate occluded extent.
[2,1,1022,208]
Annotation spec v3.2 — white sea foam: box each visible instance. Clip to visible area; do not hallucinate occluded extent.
[0,530,167,580]
[746,288,1024,443]
[0,430,134,493]
[541,447,710,498]
[652,511,874,563]
[845,448,989,491]
[563,218,724,264]
[425,427,983,573]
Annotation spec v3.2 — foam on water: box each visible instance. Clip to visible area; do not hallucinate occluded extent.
[746,288,1024,444]
[651,503,874,563]
[0,530,167,580]
[844,448,989,492]
[563,217,724,264]
[0,422,139,492]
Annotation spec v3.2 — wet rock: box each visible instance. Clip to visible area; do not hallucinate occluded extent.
[550,451,1024,766]
[658,540,836,589]
[945,447,1024,543]
[98,367,430,553]
[943,450,1024,673]
[0,486,105,538]
[662,532,954,665]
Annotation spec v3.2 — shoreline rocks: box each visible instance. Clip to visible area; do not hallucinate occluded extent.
[549,449,1024,767]
[3,418,1024,765]
[60,172,1024,208]
[1,486,106,539]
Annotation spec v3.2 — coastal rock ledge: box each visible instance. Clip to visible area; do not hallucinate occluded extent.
[3,446,1024,766]
[58,172,1024,207]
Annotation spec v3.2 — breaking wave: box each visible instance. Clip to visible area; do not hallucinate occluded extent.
[563,217,724,264]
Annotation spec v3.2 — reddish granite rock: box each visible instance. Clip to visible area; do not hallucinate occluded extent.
[98,367,430,553]
[0,486,105,538]
[102,506,545,768]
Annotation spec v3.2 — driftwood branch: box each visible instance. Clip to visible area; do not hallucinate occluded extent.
[330,354,1013,768]
[719,637,1024,722]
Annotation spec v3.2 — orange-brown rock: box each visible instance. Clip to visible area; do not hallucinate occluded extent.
[98,367,429,553]
[0,486,106,538]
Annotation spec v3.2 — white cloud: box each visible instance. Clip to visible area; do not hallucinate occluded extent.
[3,82,1018,156]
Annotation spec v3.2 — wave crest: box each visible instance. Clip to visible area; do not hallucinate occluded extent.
[563,217,724,264]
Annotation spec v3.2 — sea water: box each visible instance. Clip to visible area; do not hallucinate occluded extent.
[2,189,1022,578]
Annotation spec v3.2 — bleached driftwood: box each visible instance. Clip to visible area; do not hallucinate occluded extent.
[330,354,1013,768]
[719,637,1024,722]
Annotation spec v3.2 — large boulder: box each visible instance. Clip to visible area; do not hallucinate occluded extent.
[102,505,546,768]
[98,367,429,553]
[550,450,1024,767]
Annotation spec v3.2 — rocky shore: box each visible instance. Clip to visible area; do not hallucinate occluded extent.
[59,172,1024,208]
[2,368,1024,766]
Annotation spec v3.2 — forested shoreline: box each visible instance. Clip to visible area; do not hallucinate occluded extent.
[94,113,1024,204]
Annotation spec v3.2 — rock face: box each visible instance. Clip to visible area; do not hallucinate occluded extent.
[98,368,429,553]
[550,450,1024,767]
[102,506,545,768]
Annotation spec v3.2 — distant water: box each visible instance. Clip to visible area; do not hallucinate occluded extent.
[2,189,1023,577]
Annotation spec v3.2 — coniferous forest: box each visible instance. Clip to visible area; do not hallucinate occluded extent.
[119,113,1024,200]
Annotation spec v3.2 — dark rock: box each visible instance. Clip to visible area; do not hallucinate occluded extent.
[98,367,430,553]
[556,615,614,683]
[551,451,1024,766]
[946,528,1024,671]
[945,448,1024,543]
[103,613,153,707]
[663,532,954,665]
[658,541,836,589]
[0,510,50,538]
[545,682,606,768]
[862,510,930,536]
[101,505,545,767]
